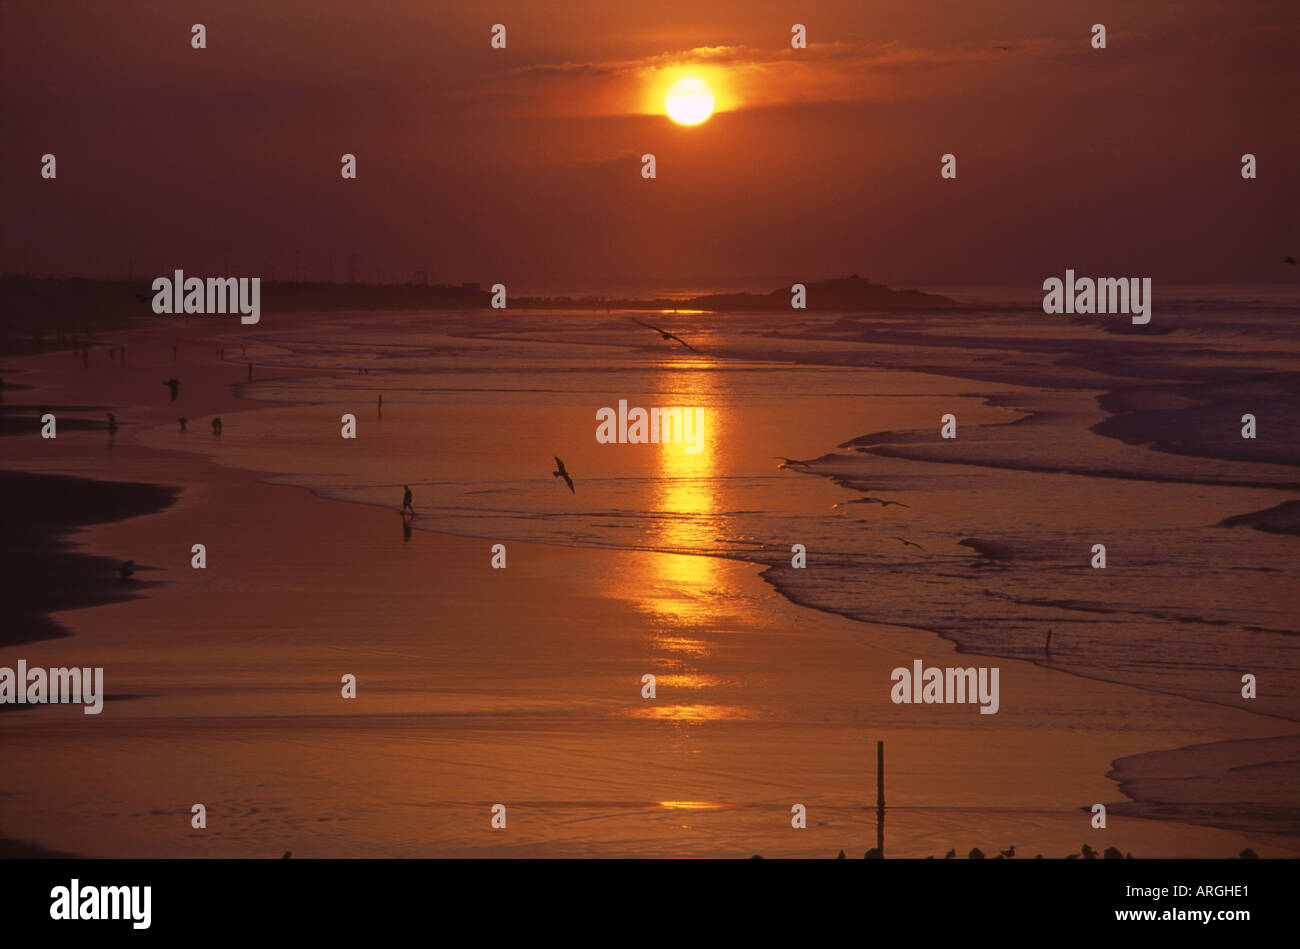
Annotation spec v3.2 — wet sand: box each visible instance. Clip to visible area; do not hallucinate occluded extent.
[1,315,1296,858]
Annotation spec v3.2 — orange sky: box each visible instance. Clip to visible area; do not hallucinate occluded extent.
[2,0,1296,291]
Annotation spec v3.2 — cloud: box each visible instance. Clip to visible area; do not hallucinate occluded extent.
[455,39,1079,119]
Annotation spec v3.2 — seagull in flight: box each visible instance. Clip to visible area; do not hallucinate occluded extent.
[553,455,575,493]
[630,318,699,353]
[833,497,910,508]
[893,536,926,552]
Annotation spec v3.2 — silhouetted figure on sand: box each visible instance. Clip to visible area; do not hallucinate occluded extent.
[163,379,180,401]
[401,485,414,516]
[178,417,188,432]
[402,519,412,543]
[211,417,223,435]
[106,413,118,435]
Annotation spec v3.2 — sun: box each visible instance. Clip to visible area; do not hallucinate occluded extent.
[664,77,714,125]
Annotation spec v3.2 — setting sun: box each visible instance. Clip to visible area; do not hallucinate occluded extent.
[664,77,714,125]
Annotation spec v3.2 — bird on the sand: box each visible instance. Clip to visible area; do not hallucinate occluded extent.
[894,536,926,551]
[553,455,575,493]
[1081,843,1098,860]
[630,317,699,353]
[833,497,910,508]
[945,848,956,859]
[178,417,188,432]
[282,851,291,859]
[118,560,135,582]
[163,379,180,401]
[999,845,1016,859]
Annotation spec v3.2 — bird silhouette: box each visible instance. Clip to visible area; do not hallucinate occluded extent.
[178,417,188,432]
[893,536,926,551]
[1081,843,1098,860]
[834,497,910,508]
[553,455,575,493]
[118,560,134,582]
[282,851,291,859]
[945,848,956,859]
[211,417,223,435]
[999,845,1015,858]
[836,850,845,859]
[163,379,180,401]
[630,318,699,352]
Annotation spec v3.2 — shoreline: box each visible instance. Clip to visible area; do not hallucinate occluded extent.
[0,318,1295,857]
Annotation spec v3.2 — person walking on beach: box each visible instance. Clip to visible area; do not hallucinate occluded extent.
[401,485,414,517]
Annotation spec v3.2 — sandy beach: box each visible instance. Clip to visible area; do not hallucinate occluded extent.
[1,308,1296,858]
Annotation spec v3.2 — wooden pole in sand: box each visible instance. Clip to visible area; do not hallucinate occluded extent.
[876,741,885,808]
[876,740,885,855]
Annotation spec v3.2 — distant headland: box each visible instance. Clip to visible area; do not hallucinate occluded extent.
[0,273,958,347]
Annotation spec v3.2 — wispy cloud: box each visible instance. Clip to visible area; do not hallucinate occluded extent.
[447,38,1085,118]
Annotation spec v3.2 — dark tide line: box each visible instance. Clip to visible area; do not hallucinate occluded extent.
[0,469,179,648]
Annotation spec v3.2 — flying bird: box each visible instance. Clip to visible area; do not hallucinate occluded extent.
[553,455,575,493]
[833,497,910,509]
[163,379,180,401]
[630,318,699,353]
[894,537,926,551]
